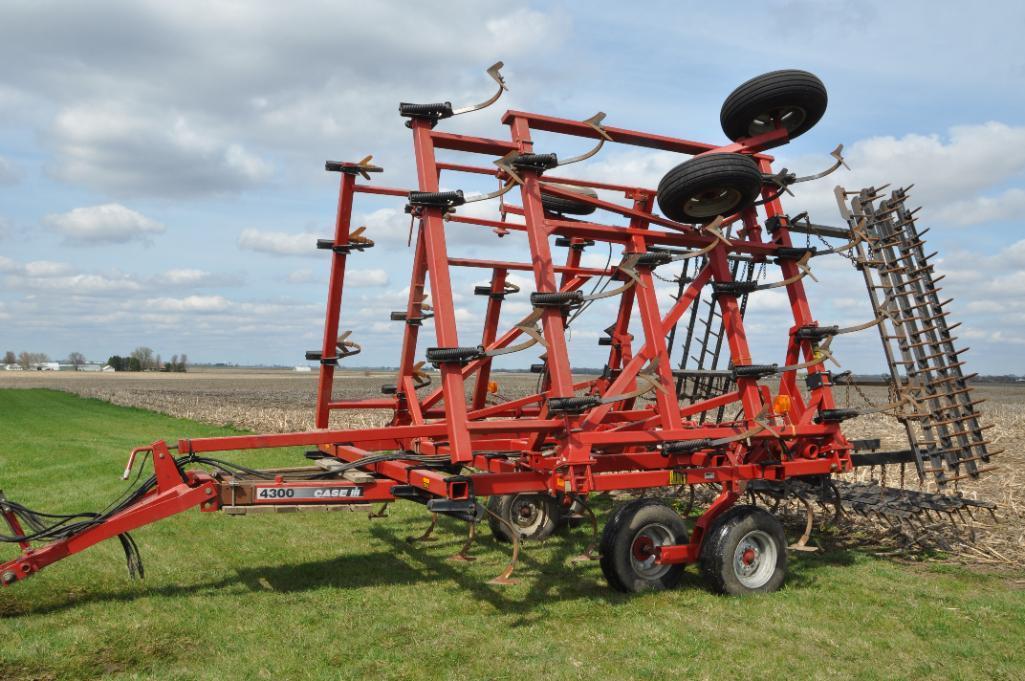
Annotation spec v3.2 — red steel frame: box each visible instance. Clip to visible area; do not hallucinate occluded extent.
[1,107,852,586]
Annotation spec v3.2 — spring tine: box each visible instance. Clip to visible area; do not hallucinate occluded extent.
[406,513,440,543]
[449,521,479,562]
[484,504,520,585]
[451,62,508,115]
[568,495,600,563]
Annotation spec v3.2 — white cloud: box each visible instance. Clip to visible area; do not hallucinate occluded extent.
[161,269,211,285]
[6,272,144,294]
[45,203,165,244]
[787,122,1025,225]
[145,295,230,312]
[933,188,1025,226]
[24,260,73,277]
[842,123,1025,198]
[0,3,567,199]
[48,103,273,198]
[347,269,389,287]
[238,229,319,256]
[578,149,679,192]
[361,208,411,245]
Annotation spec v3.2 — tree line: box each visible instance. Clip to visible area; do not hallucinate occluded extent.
[3,348,187,372]
[107,347,188,372]
[3,350,50,369]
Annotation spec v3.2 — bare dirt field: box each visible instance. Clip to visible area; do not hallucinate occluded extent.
[2,369,1022,566]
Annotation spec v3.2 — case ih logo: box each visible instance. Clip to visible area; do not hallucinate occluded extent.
[254,487,363,502]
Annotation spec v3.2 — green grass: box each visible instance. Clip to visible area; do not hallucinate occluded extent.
[1,389,1024,681]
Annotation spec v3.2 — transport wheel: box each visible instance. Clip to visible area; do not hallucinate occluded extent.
[699,505,786,595]
[656,153,762,223]
[540,183,598,215]
[486,493,562,542]
[598,501,635,591]
[720,69,827,142]
[600,499,688,593]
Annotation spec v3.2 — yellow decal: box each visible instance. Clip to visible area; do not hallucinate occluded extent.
[669,471,685,485]
[422,477,430,487]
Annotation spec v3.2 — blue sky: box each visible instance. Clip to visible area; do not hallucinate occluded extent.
[1,1,1024,373]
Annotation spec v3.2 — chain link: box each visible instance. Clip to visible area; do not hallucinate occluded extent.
[815,229,858,262]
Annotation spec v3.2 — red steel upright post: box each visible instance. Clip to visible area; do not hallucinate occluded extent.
[410,119,473,462]
[314,171,357,429]
[756,157,837,415]
[471,268,507,410]
[394,222,430,421]
[506,116,577,403]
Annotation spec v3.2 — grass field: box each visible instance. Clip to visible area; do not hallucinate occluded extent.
[2,389,1025,680]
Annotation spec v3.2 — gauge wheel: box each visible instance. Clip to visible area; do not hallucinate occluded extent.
[720,69,827,142]
[600,499,688,593]
[486,493,563,542]
[656,153,762,223]
[699,505,787,595]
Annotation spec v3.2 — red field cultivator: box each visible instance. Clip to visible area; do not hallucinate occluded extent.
[1,66,996,595]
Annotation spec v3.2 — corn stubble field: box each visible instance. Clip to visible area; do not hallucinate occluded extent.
[1,369,1024,567]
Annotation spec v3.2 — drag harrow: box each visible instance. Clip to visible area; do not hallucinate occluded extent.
[0,66,1000,596]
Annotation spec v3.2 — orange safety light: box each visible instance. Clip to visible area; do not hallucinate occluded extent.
[772,395,791,415]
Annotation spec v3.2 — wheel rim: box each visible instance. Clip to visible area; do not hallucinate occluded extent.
[747,105,807,137]
[509,495,547,535]
[629,523,675,580]
[732,529,778,589]
[684,186,743,218]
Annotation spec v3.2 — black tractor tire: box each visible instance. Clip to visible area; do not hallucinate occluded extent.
[699,505,787,596]
[600,499,688,593]
[656,153,762,223]
[598,500,635,591]
[486,493,563,543]
[540,183,599,216]
[720,69,827,142]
